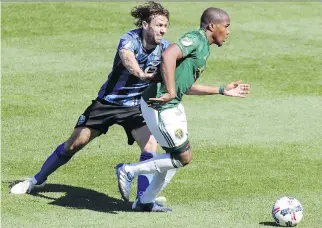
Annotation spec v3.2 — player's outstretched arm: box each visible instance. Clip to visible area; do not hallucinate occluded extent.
[119,49,156,81]
[186,80,250,98]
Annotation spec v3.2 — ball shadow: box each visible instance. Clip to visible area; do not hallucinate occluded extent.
[259,222,280,227]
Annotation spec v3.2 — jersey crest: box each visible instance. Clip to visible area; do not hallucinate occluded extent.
[181,37,193,46]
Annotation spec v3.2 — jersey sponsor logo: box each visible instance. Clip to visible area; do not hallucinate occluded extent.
[145,66,158,74]
[174,128,184,139]
[77,114,86,126]
[144,66,158,74]
[144,60,160,74]
[181,37,193,46]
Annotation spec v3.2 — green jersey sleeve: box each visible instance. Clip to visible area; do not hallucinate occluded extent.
[175,32,201,58]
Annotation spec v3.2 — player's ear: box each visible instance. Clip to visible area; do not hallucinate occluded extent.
[142,21,149,29]
[208,23,215,32]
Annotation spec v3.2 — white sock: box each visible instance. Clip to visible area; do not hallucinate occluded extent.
[140,171,168,204]
[125,153,175,177]
[160,168,177,193]
[140,169,179,203]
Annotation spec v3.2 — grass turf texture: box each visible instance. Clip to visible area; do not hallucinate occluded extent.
[2,2,321,228]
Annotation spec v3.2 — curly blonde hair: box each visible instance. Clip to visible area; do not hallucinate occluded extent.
[131,1,169,28]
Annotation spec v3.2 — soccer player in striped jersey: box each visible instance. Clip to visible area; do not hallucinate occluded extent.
[11,1,174,205]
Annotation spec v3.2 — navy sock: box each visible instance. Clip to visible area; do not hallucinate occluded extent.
[136,152,156,198]
[34,142,73,184]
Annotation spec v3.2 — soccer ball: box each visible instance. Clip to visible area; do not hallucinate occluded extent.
[272,196,303,227]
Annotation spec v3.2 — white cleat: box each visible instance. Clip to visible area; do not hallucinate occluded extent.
[116,164,134,202]
[10,177,46,194]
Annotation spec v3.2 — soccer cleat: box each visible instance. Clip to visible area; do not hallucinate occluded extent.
[116,164,134,202]
[10,177,46,194]
[132,198,172,212]
[132,196,166,209]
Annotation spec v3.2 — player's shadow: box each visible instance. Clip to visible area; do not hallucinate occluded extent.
[8,181,132,214]
[259,222,280,227]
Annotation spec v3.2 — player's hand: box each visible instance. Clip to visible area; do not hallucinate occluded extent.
[138,71,157,81]
[224,80,250,98]
[148,93,175,109]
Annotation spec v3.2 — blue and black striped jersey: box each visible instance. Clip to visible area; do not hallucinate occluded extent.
[97,29,170,107]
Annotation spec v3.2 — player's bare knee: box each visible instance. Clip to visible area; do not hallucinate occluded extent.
[178,149,192,166]
[72,133,92,151]
[65,128,92,154]
[64,141,81,155]
[171,149,192,167]
[69,139,88,153]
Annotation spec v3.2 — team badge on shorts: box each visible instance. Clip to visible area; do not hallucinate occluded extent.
[175,128,184,139]
[77,114,86,126]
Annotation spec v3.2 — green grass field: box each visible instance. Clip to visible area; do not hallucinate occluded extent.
[2,2,322,228]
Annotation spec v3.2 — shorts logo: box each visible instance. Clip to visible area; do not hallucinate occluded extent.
[181,37,193,46]
[77,115,86,126]
[174,129,184,139]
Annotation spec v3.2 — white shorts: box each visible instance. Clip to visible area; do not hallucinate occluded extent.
[140,98,190,152]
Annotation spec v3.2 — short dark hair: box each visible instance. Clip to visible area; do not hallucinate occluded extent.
[131,1,169,28]
[200,7,229,29]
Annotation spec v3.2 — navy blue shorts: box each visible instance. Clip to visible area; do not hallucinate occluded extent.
[75,98,145,145]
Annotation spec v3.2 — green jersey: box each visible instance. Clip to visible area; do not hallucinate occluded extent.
[142,29,210,110]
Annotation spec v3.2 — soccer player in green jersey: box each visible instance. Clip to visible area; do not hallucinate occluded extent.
[116,7,250,212]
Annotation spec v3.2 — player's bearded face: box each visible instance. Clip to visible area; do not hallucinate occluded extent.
[145,15,168,45]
